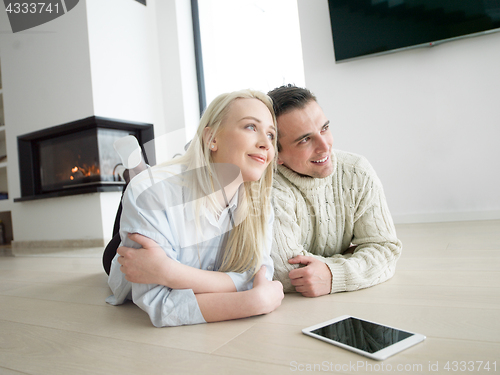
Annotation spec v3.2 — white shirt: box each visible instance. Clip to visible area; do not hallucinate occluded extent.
[106,164,274,327]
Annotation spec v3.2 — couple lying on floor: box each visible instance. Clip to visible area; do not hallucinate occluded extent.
[103,85,402,327]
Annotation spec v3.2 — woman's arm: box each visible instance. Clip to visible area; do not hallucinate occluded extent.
[118,233,238,293]
[118,200,276,295]
[195,266,284,322]
[131,265,283,327]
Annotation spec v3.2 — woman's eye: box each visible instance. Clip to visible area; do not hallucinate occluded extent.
[246,124,256,131]
[267,133,275,140]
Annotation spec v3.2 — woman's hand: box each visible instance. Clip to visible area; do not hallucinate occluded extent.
[117,233,174,286]
[195,266,283,323]
[251,266,284,315]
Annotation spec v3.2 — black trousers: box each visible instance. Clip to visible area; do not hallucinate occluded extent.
[102,185,125,275]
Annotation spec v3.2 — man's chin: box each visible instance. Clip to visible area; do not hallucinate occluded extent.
[309,163,334,179]
[281,161,333,179]
[295,166,333,179]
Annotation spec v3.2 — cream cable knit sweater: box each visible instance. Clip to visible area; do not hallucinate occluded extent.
[271,150,402,293]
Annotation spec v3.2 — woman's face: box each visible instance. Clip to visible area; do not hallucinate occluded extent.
[210,98,276,182]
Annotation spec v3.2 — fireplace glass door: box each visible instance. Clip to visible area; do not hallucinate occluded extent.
[38,128,133,193]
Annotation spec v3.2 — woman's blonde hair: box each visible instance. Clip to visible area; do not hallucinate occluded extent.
[160,89,277,276]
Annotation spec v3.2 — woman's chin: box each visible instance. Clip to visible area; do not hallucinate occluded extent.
[242,172,264,183]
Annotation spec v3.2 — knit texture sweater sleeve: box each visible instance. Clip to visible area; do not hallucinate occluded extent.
[271,150,402,293]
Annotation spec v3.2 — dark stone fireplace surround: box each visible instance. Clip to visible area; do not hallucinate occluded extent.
[15,116,155,202]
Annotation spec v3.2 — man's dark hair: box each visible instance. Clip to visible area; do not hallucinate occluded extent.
[267,84,317,151]
[267,84,317,118]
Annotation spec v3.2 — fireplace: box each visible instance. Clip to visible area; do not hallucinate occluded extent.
[15,116,154,202]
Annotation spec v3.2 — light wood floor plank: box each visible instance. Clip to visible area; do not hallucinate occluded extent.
[212,322,500,374]
[330,282,500,310]
[0,256,102,273]
[0,295,261,355]
[0,219,498,374]
[391,269,500,287]
[396,256,500,271]
[0,366,30,375]
[250,294,500,343]
[0,269,108,287]
[0,282,111,306]
[0,321,290,375]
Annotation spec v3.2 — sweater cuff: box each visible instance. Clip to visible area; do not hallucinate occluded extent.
[326,263,347,294]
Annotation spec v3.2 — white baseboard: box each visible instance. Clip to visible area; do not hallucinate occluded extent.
[11,238,106,256]
[392,210,500,224]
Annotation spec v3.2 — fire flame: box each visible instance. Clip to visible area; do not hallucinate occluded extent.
[70,164,100,179]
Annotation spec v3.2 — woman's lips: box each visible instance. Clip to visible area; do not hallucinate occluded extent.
[249,154,267,164]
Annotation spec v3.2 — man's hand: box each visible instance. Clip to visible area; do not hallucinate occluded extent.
[117,233,173,285]
[288,255,332,297]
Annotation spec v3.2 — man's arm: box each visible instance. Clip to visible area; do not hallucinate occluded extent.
[118,232,282,326]
[327,191,402,294]
[283,197,401,297]
[118,233,238,293]
[271,165,401,297]
[118,208,276,293]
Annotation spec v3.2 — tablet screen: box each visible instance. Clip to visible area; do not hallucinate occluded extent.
[311,317,414,354]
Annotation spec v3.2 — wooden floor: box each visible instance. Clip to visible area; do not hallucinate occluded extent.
[0,220,499,374]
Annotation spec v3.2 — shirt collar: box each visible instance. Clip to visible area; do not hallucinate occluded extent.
[184,184,241,225]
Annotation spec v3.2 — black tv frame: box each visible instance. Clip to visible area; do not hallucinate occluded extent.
[327,0,500,62]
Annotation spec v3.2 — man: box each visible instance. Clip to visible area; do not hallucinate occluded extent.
[266,85,401,297]
[114,85,402,298]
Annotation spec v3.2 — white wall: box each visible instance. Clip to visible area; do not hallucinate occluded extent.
[297,0,500,223]
[85,0,164,238]
[86,0,162,126]
[0,0,199,245]
[0,0,111,244]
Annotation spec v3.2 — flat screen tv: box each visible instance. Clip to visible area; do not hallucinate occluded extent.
[327,0,500,62]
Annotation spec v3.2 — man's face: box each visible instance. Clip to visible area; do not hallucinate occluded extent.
[277,100,334,178]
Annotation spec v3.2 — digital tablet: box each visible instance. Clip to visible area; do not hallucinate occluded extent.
[302,315,425,361]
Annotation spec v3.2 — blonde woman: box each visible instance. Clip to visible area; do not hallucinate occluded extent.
[106,90,284,327]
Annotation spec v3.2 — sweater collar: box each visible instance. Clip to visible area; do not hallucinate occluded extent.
[276,151,337,190]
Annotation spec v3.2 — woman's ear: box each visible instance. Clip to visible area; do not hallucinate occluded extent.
[202,127,217,151]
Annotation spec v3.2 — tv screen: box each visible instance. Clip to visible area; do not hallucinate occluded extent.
[327,0,500,62]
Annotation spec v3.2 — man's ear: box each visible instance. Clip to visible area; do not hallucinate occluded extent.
[277,156,285,165]
[202,127,217,151]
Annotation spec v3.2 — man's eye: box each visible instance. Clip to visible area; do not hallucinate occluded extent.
[299,137,309,144]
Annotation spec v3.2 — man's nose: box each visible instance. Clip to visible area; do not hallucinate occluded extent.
[316,135,330,153]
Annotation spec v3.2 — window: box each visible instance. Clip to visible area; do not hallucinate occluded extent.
[196,0,305,108]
